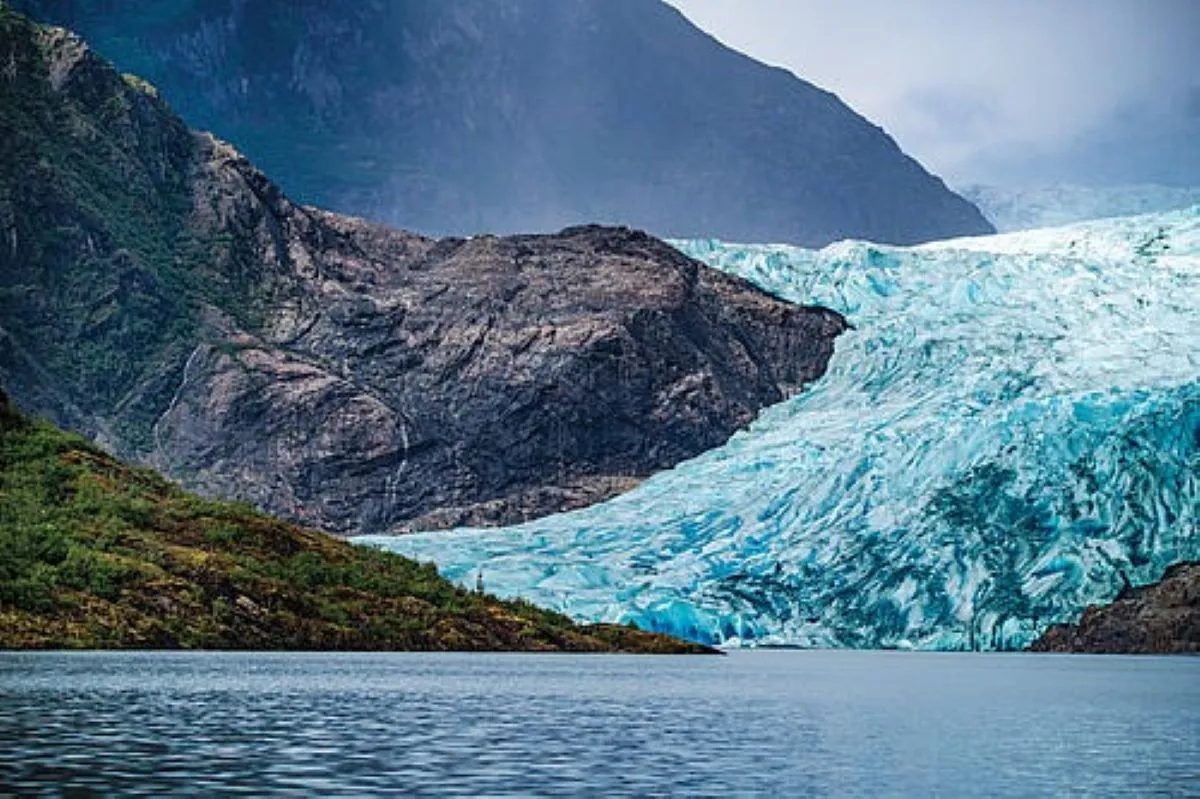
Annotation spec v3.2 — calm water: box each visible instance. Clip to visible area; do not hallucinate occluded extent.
[1,651,1197,797]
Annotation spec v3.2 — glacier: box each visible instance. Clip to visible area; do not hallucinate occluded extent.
[962,183,1200,233]
[357,207,1200,650]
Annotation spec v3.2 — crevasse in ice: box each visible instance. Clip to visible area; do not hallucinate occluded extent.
[357,208,1200,650]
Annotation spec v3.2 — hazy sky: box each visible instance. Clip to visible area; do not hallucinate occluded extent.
[666,0,1200,187]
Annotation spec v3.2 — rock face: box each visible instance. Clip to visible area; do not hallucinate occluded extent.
[0,8,847,535]
[1030,563,1200,654]
[12,0,993,247]
[157,219,846,534]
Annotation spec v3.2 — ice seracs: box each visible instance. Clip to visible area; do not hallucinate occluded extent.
[359,207,1200,650]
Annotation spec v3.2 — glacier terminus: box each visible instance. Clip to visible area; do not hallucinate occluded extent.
[358,208,1200,650]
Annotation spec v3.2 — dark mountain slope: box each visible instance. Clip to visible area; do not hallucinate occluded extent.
[0,388,712,652]
[13,0,993,247]
[0,7,846,535]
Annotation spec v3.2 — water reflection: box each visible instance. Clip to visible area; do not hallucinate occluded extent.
[1,651,1197,796]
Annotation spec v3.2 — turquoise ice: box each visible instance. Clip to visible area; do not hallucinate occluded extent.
[358,208,1200,649]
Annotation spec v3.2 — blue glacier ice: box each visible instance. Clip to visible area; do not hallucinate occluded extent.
[357,208,1200,650]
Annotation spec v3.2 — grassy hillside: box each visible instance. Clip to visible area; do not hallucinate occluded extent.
[0,389,711,652]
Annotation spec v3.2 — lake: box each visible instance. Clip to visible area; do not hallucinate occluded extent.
[1,651,1196,796]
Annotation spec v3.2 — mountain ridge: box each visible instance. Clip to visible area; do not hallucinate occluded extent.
[11,0,993,247]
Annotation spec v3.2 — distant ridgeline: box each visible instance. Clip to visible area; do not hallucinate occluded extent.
[11,0,992,246]
[0,5,846,537]
[0,387,713,652]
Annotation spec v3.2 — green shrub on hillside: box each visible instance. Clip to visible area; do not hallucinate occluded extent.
[0,389,708,653]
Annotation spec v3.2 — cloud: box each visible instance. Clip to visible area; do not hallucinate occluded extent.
[665,0,1200,185]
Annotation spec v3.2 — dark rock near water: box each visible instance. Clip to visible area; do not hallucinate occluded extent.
[12,0,993,247]
[0,8,846,536]
[1030,562,1200,654]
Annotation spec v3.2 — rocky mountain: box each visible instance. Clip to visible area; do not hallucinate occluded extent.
[0,388,713,652]
[1031,562,1199,654]
[0,6,846,536]
[11,0,993,247]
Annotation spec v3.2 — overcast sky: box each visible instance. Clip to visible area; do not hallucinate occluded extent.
[665,0,1200,187]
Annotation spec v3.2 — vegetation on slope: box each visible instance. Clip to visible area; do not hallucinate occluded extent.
[0,3,300,453]
[0,390,711,652]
